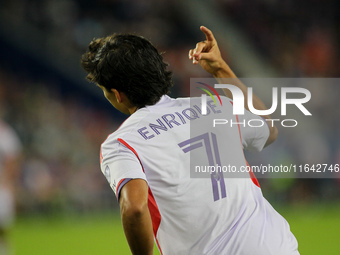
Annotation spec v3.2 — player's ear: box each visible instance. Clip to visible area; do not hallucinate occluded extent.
[111,89,122,103]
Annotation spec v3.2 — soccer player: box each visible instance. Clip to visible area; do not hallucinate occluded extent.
[81,26,299,255]
[0,120,21,254]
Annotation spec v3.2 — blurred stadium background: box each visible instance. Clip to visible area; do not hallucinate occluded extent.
[0,0,339,254]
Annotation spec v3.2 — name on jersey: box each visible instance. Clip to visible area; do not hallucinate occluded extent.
[137,101,221,140]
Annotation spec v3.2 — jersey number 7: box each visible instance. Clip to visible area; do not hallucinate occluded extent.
[178,132,227,202]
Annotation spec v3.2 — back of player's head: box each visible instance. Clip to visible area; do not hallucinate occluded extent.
[81,34,173,108]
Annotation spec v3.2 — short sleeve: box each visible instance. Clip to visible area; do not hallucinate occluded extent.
[100,139,147,200]
[238,109,270,152]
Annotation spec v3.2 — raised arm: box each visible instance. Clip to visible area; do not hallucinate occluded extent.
[189,26,278,146]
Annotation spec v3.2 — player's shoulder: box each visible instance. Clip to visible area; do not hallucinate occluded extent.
[146,95,191,111]
[100,130,134,163]
[101,118,140,149]
[100,95,193,153]
[100,109,150,152]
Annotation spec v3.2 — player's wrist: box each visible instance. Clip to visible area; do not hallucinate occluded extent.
[212,61,236,79]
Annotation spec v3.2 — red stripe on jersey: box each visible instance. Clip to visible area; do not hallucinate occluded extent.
[117,138,163,255]
[100,116,132,164]
[100,148,103,164]
[117,138,145,173]
[231,102,261,188]
[247,161,260,187]
[148,188,163,254]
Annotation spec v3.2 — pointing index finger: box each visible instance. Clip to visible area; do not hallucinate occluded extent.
[200,26,215,42]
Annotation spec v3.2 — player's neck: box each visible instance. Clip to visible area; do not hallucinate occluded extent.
[128,106,139,115]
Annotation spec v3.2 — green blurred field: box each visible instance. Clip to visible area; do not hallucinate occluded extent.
[10,211,160,255]
[10,203,340,255]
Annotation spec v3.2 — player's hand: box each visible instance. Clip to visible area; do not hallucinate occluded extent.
[189,26,228,76]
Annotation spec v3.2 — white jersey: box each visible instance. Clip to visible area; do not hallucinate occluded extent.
[100,95,299,255]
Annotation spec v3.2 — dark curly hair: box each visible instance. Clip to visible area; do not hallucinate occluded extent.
[80,34,173,108]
